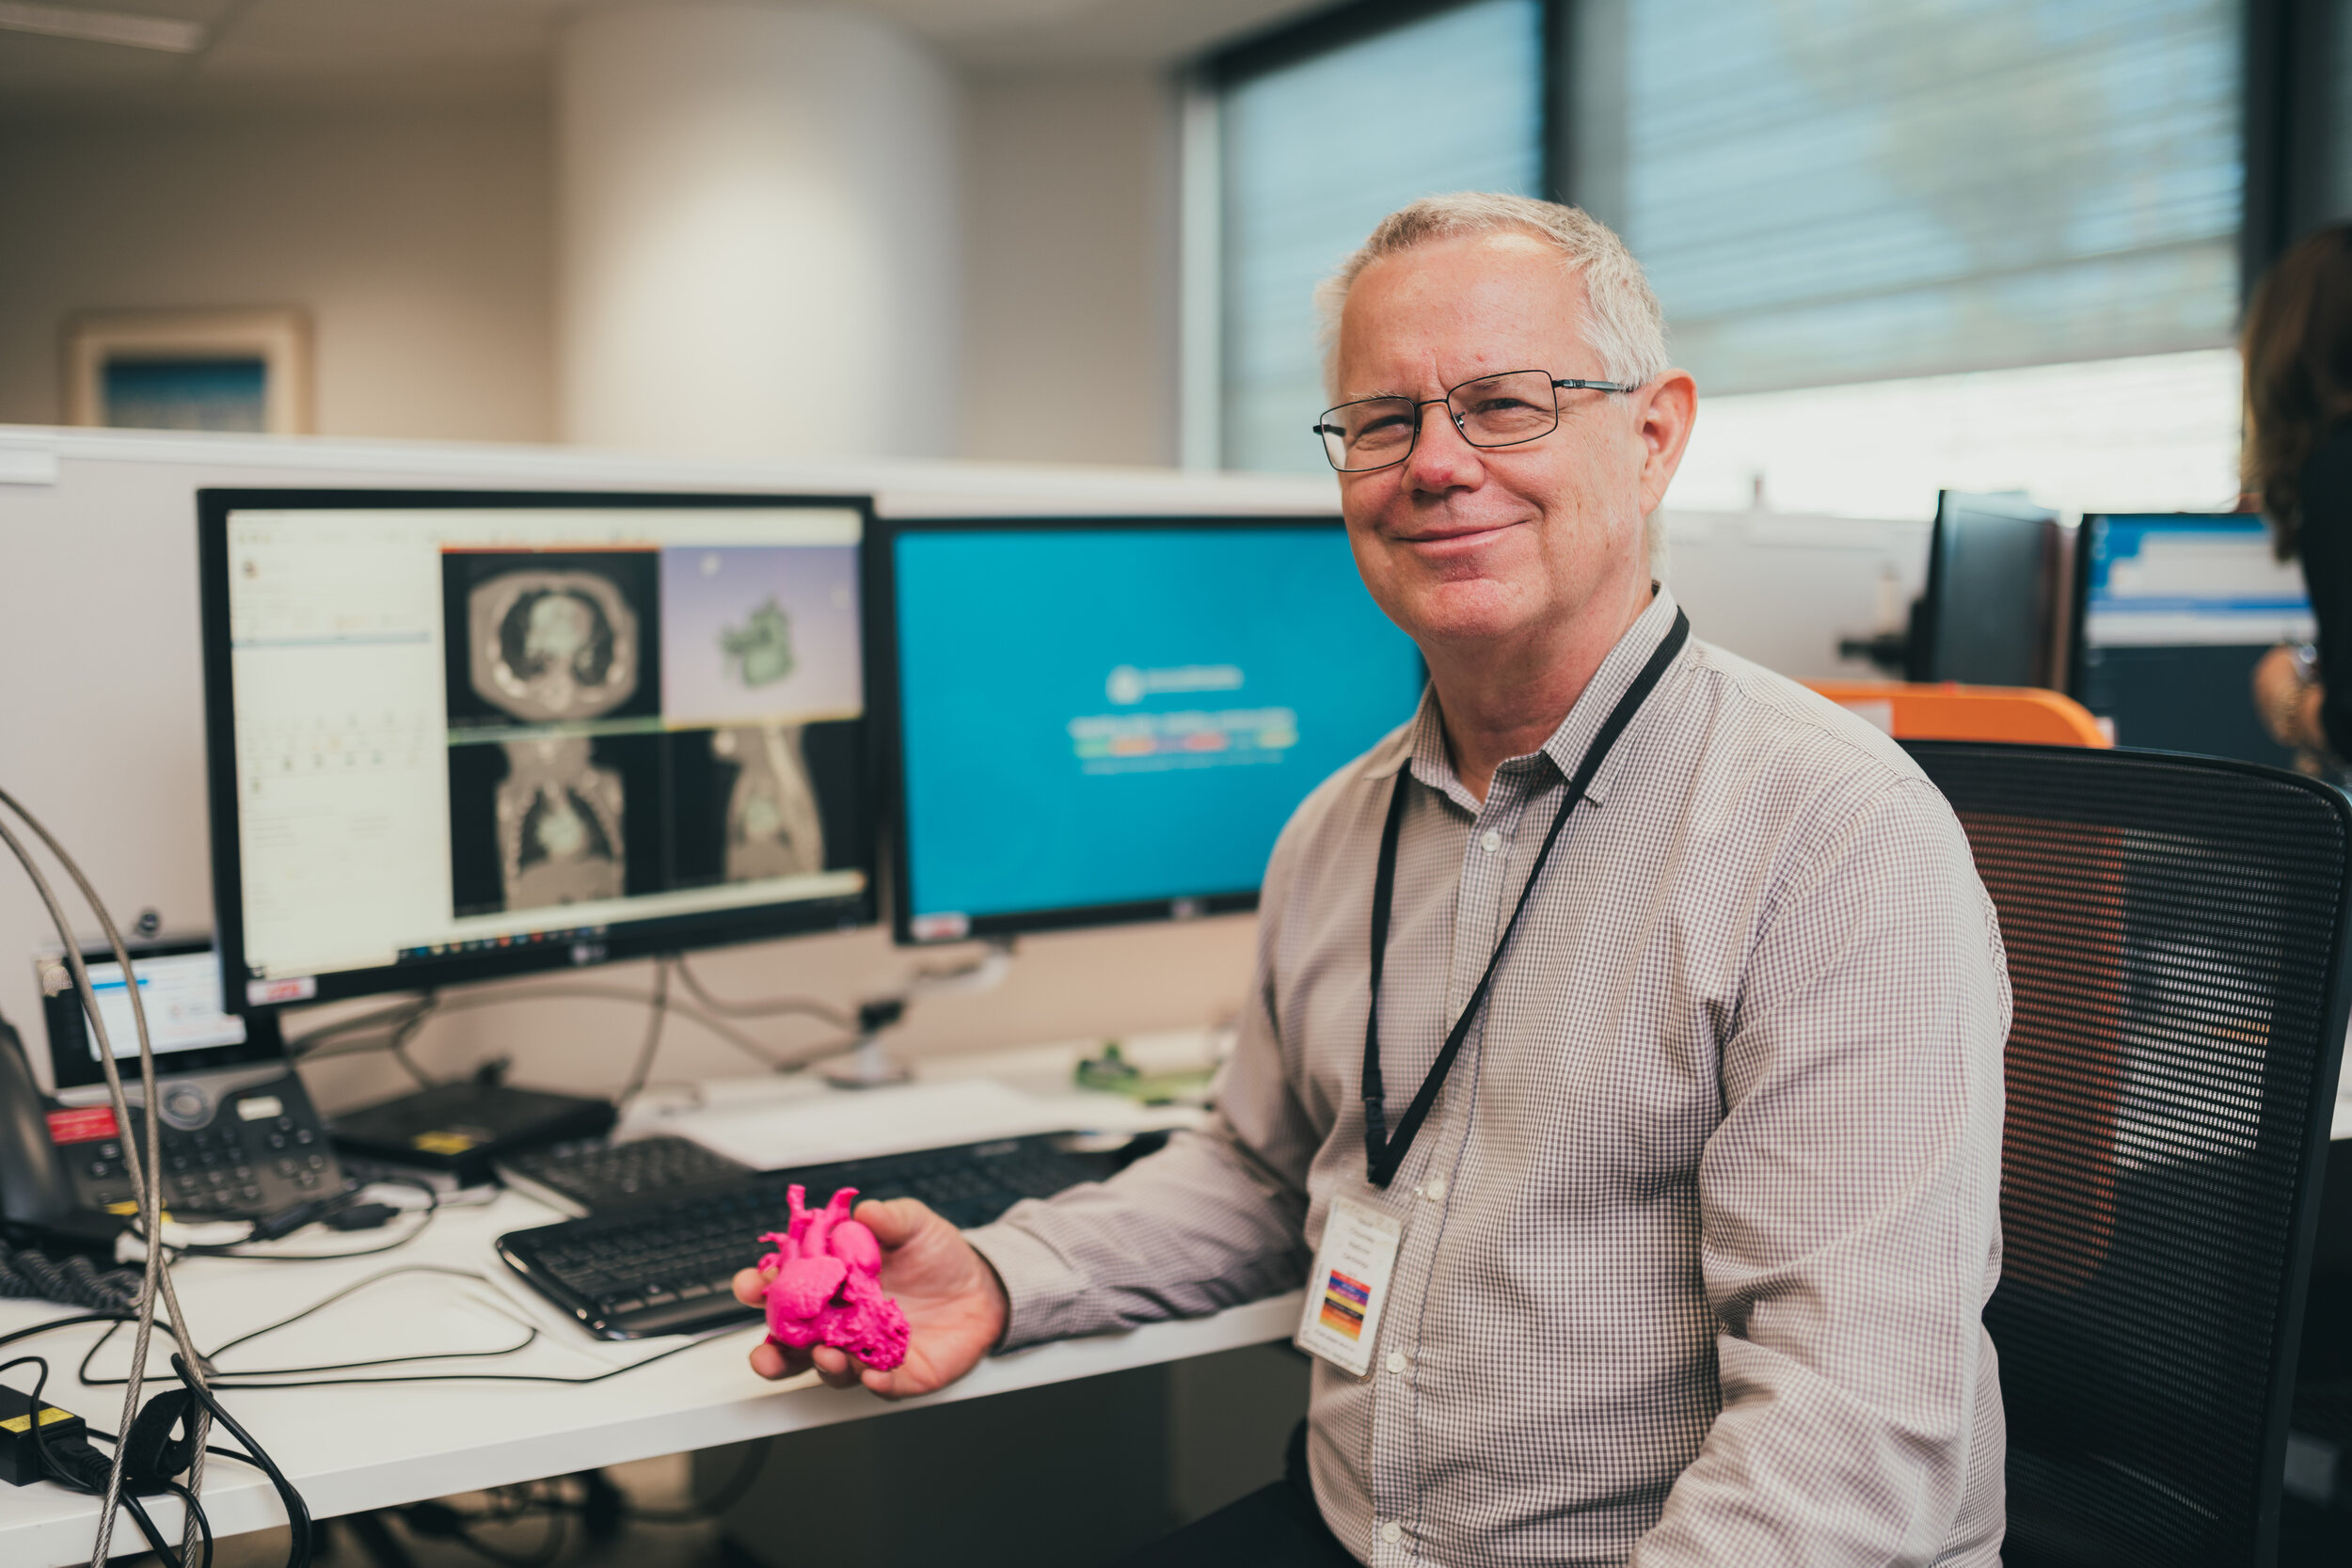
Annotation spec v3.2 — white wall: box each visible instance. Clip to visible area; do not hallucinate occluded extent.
[557,6,965,460]
[0,76,1184,467]
[0,106,557,445]
[961,68,1180,467]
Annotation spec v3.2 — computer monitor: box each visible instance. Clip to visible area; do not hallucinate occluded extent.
[881,516,1425,943]
[2071,512,2312,767]
[33,938,285,1091]
[199,489,878,1009]
[1912,490,2062,686]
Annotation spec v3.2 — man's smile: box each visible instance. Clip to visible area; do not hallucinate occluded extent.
[1390,517,1528,559]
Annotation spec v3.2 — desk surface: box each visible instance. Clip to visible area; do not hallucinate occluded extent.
[2,1042,1298,1568]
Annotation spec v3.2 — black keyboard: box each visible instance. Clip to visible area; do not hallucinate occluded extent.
[497,1135,754,1216]
[497,1133,1138,1339]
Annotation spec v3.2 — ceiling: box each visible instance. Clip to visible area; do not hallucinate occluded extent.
[0,0,1330,113]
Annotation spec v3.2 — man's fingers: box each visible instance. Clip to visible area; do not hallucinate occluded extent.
[731,1267,770,1307]
[747,1340,792,1381]
[853,1196,930,1246]
[808,1344,863,1388]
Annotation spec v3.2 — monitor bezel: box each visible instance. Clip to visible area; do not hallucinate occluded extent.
[873,511,1408,947]
[198,487,882,1011]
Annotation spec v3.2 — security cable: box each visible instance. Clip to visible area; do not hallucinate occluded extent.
[0,786,220,1565]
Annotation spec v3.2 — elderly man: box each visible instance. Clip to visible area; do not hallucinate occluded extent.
[736,193,2008,1567]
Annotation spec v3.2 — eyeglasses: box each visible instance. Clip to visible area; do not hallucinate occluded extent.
[1311,369,1640,473]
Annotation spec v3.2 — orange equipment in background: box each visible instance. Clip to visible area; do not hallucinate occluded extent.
[1805,682,2111,748]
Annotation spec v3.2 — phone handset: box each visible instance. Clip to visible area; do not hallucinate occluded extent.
[0,1013,73,1227]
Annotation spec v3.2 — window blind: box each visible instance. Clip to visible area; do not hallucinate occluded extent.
[1218,0,1546,473]
[1575,0,2245,396]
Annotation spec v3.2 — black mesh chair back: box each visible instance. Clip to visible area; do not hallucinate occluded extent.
[1904,742,2352,1568]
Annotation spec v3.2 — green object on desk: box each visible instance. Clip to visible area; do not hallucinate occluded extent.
[1074,1041,1215,1106]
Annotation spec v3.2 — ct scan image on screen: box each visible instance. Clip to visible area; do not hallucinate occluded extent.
[212,499,869,998]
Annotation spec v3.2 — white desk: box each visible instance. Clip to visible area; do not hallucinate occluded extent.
[1,1043,1300,1568]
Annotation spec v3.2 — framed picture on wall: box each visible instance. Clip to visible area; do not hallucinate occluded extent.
[62,308,313,435]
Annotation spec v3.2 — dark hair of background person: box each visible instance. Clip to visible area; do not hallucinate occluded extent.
[2245,223,2352,561]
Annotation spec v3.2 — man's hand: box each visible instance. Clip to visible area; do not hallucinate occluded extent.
[732,1196,1008,1399]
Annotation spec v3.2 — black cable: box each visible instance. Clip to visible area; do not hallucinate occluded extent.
[199,1265,481,1363]
[163,1480,215,1568]
[174,1180,441,1261]
[385,996,440,1089]
[673,954,854,1028]
[159,1335,711,1392]
[0,1311,135,1352]
[615,957,672,1107]
[120,1490,181,1563]
[74,1265,717,1390]
[171,1355,311,1568]
[283,996,436,1057]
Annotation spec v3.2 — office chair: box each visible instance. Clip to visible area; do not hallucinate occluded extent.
[1902,742,2352,1567]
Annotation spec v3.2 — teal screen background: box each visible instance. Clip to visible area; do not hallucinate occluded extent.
[895,525,1423,924]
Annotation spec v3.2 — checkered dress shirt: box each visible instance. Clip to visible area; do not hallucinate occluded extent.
[967,586,2010,1566]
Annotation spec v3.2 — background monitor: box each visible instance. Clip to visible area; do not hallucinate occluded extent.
[882,516,1425,943]
[2071,511,2312,767]
[35,938,286,1090]
[1912,490,2062,687]
[199,489,878,1009]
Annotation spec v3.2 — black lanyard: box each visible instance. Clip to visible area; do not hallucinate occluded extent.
[1362,608,1690,1188]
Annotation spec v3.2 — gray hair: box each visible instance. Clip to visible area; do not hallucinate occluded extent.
[1315,192,1671,394]
[1316,193,1678,564]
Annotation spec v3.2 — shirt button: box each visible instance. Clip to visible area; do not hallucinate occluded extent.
[1480,829,1502,853]
[1385,1351,1407,1373]
[1424,1175,1447,1201]
[1381,1522,1404,1544]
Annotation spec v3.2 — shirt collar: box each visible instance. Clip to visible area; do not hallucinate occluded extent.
[1365,584,1686,810]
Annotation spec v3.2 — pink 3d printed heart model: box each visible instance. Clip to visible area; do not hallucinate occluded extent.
[758,1185,911,1370]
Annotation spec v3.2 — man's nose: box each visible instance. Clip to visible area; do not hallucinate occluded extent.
[1405,398,1482,488]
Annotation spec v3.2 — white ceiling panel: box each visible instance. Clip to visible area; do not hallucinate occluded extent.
[0,0,1334,113]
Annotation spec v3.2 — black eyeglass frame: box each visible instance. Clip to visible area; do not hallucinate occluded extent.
[1311,371,1643,473]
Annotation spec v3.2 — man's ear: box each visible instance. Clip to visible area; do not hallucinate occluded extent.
[1634,370,1697,516]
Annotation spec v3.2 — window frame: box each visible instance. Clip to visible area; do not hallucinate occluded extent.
[1192,0,2318,469]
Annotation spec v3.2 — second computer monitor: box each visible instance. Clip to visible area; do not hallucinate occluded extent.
[2072,512,2312,767]
[883,517,1425,942]
[1915,490,2061,687]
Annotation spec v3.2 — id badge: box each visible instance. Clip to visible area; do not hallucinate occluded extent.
[1294,1196,1404,1377]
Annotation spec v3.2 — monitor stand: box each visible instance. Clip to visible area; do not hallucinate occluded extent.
[824,999,914,1089]
[822,942,1016,1090]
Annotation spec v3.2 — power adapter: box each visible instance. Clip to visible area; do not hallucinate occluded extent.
[0,1382,93,1488]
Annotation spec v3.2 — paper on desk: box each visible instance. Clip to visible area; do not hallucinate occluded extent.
[663,1078,1136,1171]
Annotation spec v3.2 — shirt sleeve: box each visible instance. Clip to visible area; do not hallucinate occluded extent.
[1630,777,2010,1568]
[962,836,1323,1350]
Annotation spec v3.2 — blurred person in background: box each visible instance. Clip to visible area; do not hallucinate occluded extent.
[2249,225,2352,766]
